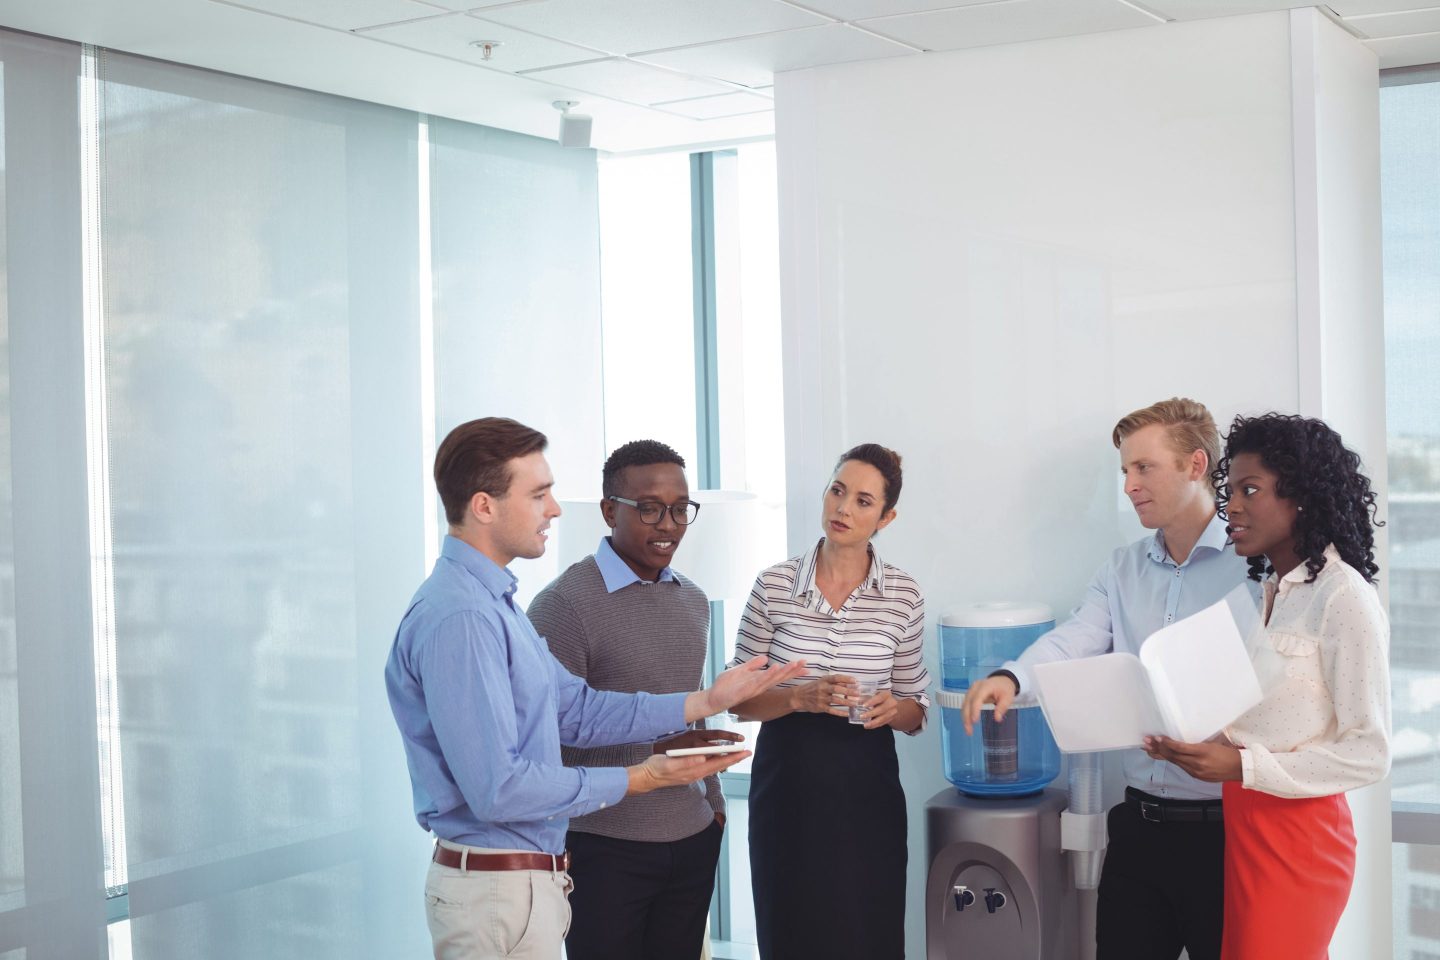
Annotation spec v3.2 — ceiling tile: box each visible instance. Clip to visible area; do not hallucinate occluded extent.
[1138,0,1304,19]
[420,0,539,8]
[356,12,604,71]
[519,57,736,104]
[210,0,449,32]
[653,90,775,118]
[1329,0,1440,14]
[858,0,1162,52]
[1366,30,1440,66]
[794,0,1019,21]
[476,0,830,55]
[635,23,915,88]
[1346,8,1440,39]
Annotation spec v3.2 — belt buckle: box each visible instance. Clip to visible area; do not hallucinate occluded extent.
[1139,800,1163,823]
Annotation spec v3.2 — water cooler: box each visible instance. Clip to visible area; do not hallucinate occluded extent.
[926,603,1105,960]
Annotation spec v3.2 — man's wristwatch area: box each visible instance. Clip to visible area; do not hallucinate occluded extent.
[988,669,1021,695]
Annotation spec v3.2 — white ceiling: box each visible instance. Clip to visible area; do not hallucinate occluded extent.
[0,0,1436,153]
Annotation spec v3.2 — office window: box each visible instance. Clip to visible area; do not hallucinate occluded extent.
[93,50,424,960]
[598,152,698,467]
[427,117,606,606]
[1381,67,1440,960]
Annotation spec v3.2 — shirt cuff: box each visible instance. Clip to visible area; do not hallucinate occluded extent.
[1002,660,1032,698]
[652,691,690,738]
[902,696,929,736]
[588,766,630,814]
[1238,745,1257,789]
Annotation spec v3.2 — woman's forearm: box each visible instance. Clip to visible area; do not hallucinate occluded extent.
[730,687,797,722]
[889,698,925,734]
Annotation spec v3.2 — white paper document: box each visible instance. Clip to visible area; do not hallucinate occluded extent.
[1032,598,1263,752]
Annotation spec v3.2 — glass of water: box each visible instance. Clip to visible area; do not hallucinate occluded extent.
[848,680,879,724]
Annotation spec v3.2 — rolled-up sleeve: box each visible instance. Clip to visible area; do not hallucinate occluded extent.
[891,596,931,733]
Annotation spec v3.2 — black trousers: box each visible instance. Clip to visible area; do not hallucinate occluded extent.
[564,820,723,960]
[1096,798,1225,960]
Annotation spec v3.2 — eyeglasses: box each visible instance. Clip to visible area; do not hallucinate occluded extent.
[607,496,701,525]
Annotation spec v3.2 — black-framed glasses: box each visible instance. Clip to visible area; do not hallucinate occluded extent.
[607,496,701,525]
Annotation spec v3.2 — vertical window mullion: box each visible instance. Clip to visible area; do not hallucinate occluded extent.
[79,42,129,908]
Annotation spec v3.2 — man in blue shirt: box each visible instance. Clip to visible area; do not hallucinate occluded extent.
[386,417,803,960]
[961,398,1253,960]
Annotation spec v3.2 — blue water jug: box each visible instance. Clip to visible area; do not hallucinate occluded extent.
[936,602,1062,798]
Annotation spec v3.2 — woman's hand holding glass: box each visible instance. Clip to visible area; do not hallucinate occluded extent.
[857,688,900,729]
[789,674,858,719]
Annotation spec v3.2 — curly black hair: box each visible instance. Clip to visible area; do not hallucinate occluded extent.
[602,440,686,498]
[1212,413,1383,583]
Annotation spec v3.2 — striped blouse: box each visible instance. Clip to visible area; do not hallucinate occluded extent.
[730,538,932,731]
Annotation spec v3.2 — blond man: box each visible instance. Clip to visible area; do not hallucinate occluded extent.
[961,398,1253,960]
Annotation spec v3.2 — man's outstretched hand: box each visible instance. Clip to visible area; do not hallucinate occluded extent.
[686,656,807,723]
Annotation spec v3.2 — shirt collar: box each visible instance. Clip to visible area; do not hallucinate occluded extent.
[442,534,518,600]
[1147,510,1230,566]
[1277,543,1344,586]
[594,536,676,593]
[791,538,888,602]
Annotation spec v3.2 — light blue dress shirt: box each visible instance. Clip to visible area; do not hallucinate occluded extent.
[1006,512,1257,800]
[593,535,676,592]
[385,535,688,852]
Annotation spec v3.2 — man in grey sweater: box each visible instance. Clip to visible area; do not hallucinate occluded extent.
[528,440,731,960]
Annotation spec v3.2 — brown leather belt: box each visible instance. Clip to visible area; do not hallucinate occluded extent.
[432,844,570,873]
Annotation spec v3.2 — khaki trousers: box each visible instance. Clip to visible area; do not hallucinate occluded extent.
[424,844,573,960]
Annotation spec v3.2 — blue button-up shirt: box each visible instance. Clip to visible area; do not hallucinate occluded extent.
[385,535,688,852]
[1006,512,1257,800]
[593,536,676,592]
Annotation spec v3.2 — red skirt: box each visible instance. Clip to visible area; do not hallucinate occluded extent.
[1220,781,1355,960]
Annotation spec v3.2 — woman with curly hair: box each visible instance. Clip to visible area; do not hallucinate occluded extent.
[1144,413,1389,959]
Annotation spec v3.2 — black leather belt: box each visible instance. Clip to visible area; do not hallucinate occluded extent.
[1125,787,1223,824]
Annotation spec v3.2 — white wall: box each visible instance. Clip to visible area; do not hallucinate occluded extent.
[775,9,1386,958]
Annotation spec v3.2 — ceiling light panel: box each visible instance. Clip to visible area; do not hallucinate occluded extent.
[474,0,830,56]
[1345,8,1440,39]
[653,90,775,119]
[357,13,604,71]
[796,0,1017,21]
[860,0,1160,52]
[520,57,735,104]
[211,0,448,32]
[636,23,915,89]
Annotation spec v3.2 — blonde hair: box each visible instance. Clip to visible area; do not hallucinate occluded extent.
[1111,397,1220,476]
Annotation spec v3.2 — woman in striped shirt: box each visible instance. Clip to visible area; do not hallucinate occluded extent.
[730,443,931,960]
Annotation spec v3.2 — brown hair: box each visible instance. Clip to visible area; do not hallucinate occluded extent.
[1111,397,1220,476]
[835,443,904,513]
[434,417,548,525]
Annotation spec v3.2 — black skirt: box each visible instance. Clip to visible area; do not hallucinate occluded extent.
[748,711,907,960]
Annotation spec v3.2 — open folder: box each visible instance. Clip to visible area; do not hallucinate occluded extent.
[1032,597,1263,752]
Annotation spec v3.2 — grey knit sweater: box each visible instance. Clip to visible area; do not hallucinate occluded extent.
[528,554,724,843]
